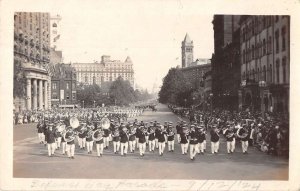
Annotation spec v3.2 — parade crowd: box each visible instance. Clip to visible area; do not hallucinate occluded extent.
[169,105,289,158]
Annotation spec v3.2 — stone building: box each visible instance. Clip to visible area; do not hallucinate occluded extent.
[181,33,194,68]
[71,55,134,89]
[51,64,77,108]
[239,15,290,113]
[13,12,51,111]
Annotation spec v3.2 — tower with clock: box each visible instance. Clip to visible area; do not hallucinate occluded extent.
[181,33,194,68]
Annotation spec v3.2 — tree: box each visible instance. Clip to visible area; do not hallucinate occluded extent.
[109,76,136,106]
[13,59,26,98]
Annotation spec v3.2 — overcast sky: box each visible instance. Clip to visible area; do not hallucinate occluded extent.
[51,1,214,92]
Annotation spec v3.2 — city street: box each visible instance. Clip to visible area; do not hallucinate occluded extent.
[13,104,288,180]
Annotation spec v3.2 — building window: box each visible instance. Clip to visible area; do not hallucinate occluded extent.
[263,39,266,55]
[282,26,286,51]
[263,65,267,81]
[66,82,69,90]
[72,92,76,100]
[268,36,272,53]
[276,59,280,83]
[275,30,279,53]
[275,16,279,22]
[66,93,70,100]
[252,45,254,59]
[269,64,273,83]
[52,82,57,90]
[282,57,286,83]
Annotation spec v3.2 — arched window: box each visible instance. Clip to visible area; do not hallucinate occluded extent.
[282,57,286,83]
[276,59,280,83]
[52,23,57,27]
[263,65,267,81]
[269,64,273,83]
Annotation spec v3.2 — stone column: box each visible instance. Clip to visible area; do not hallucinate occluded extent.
[44,81,48,109]
[26,78,32,110]
[32,79,37,110]
[39,80,43,110]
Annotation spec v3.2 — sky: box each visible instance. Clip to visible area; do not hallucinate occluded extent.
[51,1,214,92]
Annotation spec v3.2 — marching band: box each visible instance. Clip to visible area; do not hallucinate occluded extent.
[36,113,260,161]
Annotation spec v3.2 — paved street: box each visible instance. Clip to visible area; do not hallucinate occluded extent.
[13,104,288,180]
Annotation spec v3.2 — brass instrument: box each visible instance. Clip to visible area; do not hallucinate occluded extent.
[63,126,77,142]
[113,129,120,137]
[56,123,66,133]
[100,117,110,130]
[237,128,248,139]
[130,127,137,134]
[70,116,80,129]
[93,129,104,141]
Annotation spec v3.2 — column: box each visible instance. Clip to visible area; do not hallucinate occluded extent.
[32,79,37,110]
[44,81,48,109]
[39,80,43,110]
[26,78,32,110]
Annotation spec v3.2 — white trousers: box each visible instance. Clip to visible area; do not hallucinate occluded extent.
[78,138,86,148]
[129,140,136,152]
[242,141,248,152]
[86,141,93,152]
[47,143,56,156]
[232,138,236,151]
[211,141,219,153]
[168,140,174,151]
[139,143,146,155]
[56,137,62,149]
[38,133,45,143]
[103,137,110,147]
[120,142,128,155]
[62,142,66,154]
[146,136,149,144]
[155,139,158,148]
[181,143,188,154]
[136,138,139,148]
[227,141,235,153]
[197,142,204,153]
[177,134,181,143]
[190,144,197,159]
[148,140,155,151]
[66,144,75,157]
[203,140,207,149]
[96,143,104,156]
[158,142,165,155]
[113,141,120,153]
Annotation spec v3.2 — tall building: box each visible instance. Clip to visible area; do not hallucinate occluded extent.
[72,55,134,89]
[51,64,77,108]
[181,33,194,68]
[239,16,290,113]
[50,14,63,64]
[13,12,51,111]
[211,15,241,110]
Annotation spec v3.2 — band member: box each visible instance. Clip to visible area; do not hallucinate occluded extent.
[154,123,160,149]
[54,123,62,150]
[138,126,147,157]
[145,123,149,144]
[112,128,120,154]
[103,126,111,149]
[45,123,56,157]
[249,123,255,146]
[176,121,182,144]
[37,121,45,144]
[128,125,136,153]
[189,125,198,160]
[210,126,220,154]
[196,126,206,154]
[120,126,129,156]
[135,124,141,149]
[86,125,94,154]
[65,128,76,159]
[148,126,156,152]
[224,125,235,154]
[157,125,167,156]
[94,129,104,157]
[180,126,189,155]
[167,125,175,152]
[78,123,87,150]
[61,131,66,155]
[237,124,249,154]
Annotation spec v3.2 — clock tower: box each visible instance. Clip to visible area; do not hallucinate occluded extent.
[181,33,194,68]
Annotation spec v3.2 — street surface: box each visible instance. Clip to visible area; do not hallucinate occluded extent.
[13,104,288,179]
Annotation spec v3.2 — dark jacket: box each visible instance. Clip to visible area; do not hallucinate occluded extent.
[210,129,220,142]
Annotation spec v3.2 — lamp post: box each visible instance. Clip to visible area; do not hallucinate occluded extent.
[184,98,187,108]
[93,100,96,108]
[192,97,195,109]
[209,93,213,115]
[82,100,84,109]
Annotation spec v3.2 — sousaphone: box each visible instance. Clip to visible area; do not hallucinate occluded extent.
[100,117,110,130]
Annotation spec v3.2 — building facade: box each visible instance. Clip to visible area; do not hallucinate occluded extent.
[211,15,241,110]
[181,33,194,68]
[50,14,63,64]
[51,64,77,107]
[13,12,51,111]
[239,15,290,113]
[72,55,134,89]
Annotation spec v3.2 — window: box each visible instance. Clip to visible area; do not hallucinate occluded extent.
[268,36,272,53]
[52,82,57,90]
[252,45,254,59]
[282,57,286,83]
[72,93,76,100]
[275,30,279,53]
[66,82,69,90]
[269,64,273,83]
[66,93,70,100]
[263,39,266,55]
[276,59,280,83]
[275,16,279,22]
[52,23,57,27]
[243,49,245,63]
[263,65,267,81]
[282,26,286,51]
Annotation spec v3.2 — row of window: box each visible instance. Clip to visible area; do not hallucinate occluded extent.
[52,82,75,90]
[242,57,288,84]
[52,92,76,100]
[242,26,287,64]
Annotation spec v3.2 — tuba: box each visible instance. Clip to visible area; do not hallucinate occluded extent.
[100,117,110,130]
[63,126,76,142]
[237,127,248,139]
[70,117,80,129]
[93,129,104,141]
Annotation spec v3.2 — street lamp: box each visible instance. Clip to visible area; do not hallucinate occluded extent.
[82,100,84,108]
[93,100,96,108]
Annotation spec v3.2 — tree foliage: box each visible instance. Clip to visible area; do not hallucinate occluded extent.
[13,59,26,98]
[158,68,194,106]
